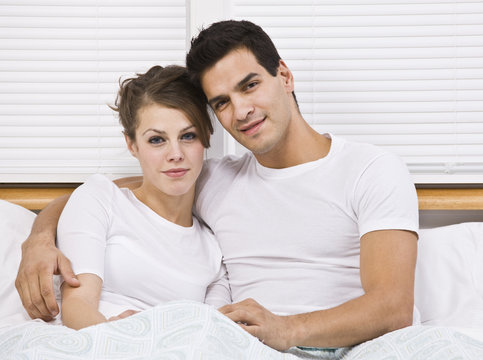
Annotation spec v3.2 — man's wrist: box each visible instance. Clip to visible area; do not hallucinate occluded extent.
[22,231,57,250]
[284,314,308,349]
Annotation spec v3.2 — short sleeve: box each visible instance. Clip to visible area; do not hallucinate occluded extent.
[204,262,231,308]
[353,153,419,237]
[57,174,114,280]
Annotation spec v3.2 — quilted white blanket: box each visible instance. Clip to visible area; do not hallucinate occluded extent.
[1,301,482,360]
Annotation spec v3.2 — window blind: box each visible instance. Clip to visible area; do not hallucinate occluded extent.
[231,0,483,184]
[0,0,186,182]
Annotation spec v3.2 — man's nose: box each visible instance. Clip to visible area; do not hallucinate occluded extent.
[232,95,254,122]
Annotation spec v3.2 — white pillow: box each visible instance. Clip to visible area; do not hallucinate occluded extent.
[0,200,36,326]
[415,222,483,328]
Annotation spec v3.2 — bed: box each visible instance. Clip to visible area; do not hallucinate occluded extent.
[0,187,482,359]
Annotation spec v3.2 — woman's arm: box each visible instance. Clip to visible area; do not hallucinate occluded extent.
[15,176,143,321]
[61,273,105,330]
[204,263,232,309]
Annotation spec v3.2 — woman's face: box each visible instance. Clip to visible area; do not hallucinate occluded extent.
[126,103,205,197]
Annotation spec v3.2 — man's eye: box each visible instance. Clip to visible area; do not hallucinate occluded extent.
[215,100,227,111]
[246,81,258,89]
[181,132,197,141]
[148,136,164,144]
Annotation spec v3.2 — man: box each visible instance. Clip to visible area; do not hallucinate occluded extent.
[15,20,418,351]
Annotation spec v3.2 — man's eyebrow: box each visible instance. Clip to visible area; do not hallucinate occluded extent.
[235,72,258,91]
[207,95,226,108]
[207,72,259,107]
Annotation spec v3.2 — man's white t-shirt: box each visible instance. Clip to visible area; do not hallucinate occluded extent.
[195,134,419,316]
[57,174,229,317]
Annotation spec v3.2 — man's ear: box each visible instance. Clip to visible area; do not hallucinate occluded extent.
[124,133,138,158]
[278,59,295,93]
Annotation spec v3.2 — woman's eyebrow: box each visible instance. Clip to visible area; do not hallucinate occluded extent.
[142,125,194,136]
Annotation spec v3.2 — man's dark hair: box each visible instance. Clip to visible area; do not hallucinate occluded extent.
[186,20,298,106]
[186,20,281,90]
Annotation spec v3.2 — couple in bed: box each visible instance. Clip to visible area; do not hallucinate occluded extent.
[15,20,419,352]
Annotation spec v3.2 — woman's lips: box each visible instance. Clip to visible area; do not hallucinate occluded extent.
[162,168,188,178]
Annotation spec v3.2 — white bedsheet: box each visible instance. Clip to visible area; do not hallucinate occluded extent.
[1,301,483,360]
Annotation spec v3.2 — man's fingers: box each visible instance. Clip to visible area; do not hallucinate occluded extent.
[15,280,37,320]
[219,298,259,315]
[25,276,54,321]
[222,308,259,326]
[15,272,41,320]
[237,322,262,340]
[218,304,233,315]
[38,268,59,316]
[56,256,80,287]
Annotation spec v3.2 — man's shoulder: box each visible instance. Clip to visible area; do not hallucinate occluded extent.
[329,135,409,185]
[203,153,253,178]
[196,153,253,205]
[334,135,388,160]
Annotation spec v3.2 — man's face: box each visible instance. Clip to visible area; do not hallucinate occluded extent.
[200,48,294,156]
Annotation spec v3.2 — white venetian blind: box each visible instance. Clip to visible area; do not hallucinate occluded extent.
[0,0,187,183]
[231,0,483,184]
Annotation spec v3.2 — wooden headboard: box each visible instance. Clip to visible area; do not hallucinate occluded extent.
[0,185,482,211]
[0,186,79,212]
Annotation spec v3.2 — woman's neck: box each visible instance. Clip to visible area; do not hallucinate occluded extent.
[132,184,195,227]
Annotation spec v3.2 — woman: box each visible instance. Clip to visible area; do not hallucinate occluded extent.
[58,65,229,330]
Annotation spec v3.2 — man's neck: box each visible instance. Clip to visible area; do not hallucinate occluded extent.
[254,116,331,169]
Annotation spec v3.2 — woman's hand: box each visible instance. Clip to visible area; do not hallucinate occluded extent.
[108,309,140,322]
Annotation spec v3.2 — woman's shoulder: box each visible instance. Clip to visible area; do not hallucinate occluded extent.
[70,174,119,205]
[79,173,120,192]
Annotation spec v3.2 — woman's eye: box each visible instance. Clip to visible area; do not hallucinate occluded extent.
[148,136,164,144]
[181,132,197,141]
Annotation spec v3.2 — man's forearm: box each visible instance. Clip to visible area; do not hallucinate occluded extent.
[286,289,413,348]
[24,194,70,247]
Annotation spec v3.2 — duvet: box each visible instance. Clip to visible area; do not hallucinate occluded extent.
[1,300,483,360]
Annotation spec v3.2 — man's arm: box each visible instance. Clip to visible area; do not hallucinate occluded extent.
[15,176,143,321]
[219,229,417,350]
[15,194,79,321]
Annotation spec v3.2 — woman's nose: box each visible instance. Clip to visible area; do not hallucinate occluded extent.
[167,142,184,162]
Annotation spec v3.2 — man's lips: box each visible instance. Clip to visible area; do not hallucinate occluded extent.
[239,118,265,136]
[162,168,189,178]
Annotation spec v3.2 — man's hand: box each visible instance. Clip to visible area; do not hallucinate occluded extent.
[15,237,80,321]
[108,309,140,322]
[219,298,295,351]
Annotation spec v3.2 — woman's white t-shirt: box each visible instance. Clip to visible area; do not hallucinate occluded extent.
[57,174,229,317]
